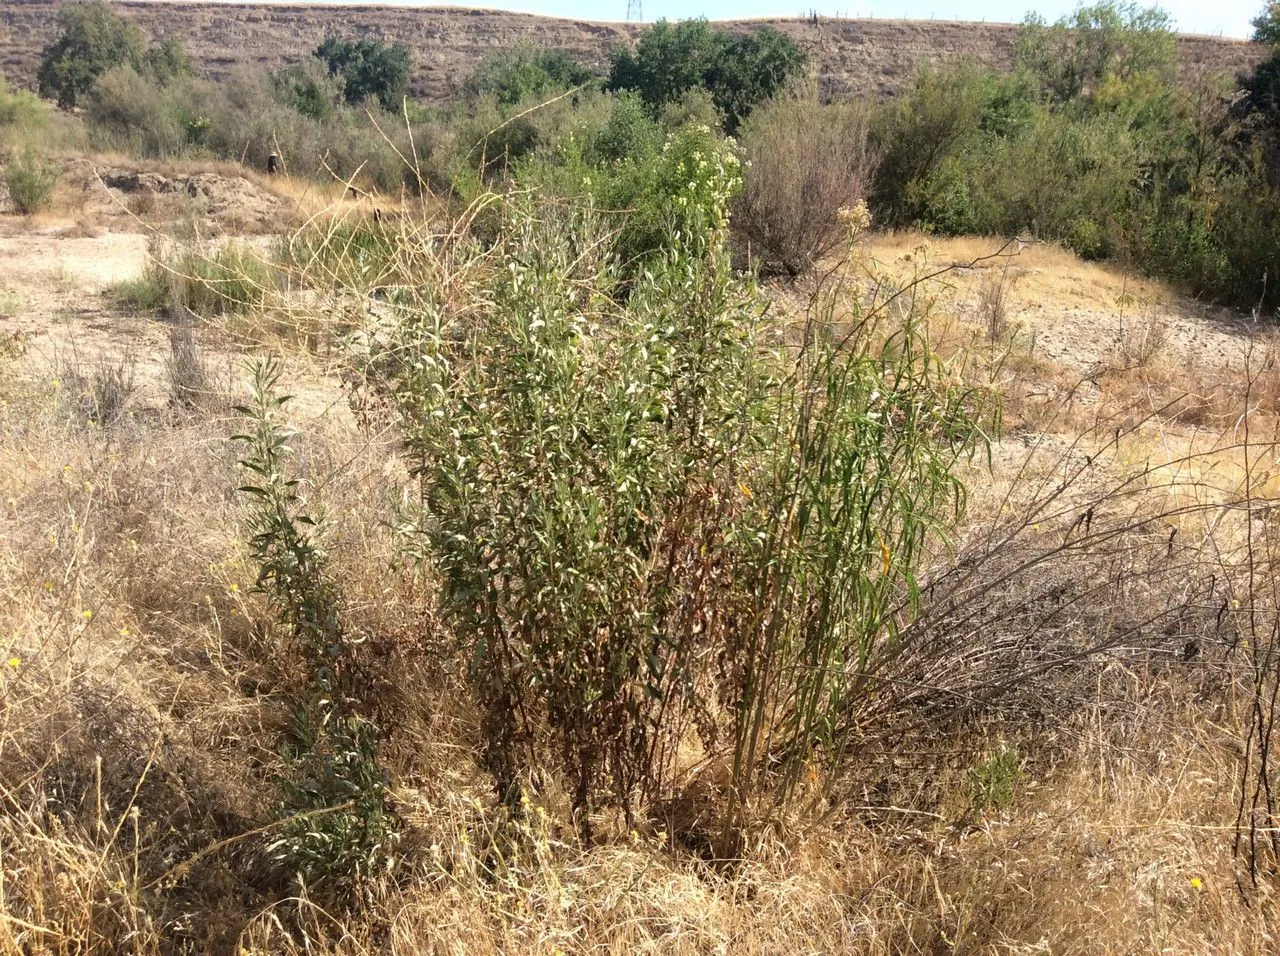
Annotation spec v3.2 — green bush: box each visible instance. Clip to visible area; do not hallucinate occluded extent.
[358,153,989,848]
[167,242,276,317]
[85,65,188,157]
[1256,1,1280,45]
[588,90,661,165]
[271,59,344,122]
[870,64,994,228]
[1017,1,1176,104]
[143,36,192,85]
[0,76,45,129]
[37,1,192,108]
[37,0,147,108]
[4,150,61,214]
[108,271,169,312]
[967,742,1024,814]
[608,19,807,133]
[314,35,410,111]
[236,358,394,896]
[80,65,410,190]
[467,44,595,105]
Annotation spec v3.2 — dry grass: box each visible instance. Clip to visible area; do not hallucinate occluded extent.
[862,232,1172,313]
[2,213,1279,953]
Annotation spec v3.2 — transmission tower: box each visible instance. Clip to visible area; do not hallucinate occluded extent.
[626,0,643,22]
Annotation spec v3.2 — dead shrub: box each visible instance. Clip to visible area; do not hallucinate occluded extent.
[166,324,223,411]
[56,347,138,428]
[733,93,878,278]
[1115,312,1170,368]
[127,188,158,218]
[978,262,1020,342]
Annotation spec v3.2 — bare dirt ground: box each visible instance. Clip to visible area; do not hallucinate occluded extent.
[0,155,310,411]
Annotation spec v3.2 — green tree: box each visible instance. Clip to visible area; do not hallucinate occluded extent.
[870,64,994,228]
[143,35,192,85]
[608,19,807,133]
[1254,1,1280,45]
[467,44,595,105]
[272,59,345,121]
[1017,1,1176,104]
[313,35,410,111]
[37,1,146,108]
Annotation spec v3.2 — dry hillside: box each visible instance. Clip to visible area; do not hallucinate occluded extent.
[0,1,1269,103]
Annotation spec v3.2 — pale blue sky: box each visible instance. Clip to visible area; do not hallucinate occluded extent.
[381,0,1259,38]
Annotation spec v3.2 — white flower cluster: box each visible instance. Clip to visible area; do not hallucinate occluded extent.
[663,127,743,228]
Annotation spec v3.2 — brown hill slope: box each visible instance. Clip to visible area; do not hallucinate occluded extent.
[0,2,1268,103]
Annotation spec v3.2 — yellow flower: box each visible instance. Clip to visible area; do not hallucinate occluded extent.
[1190,877,1203,890]
[739,482,753,499]
[6,656,19,669]
[42,581,53,591]
[228,583,239,594]
[81,610,93,620]
[120,627,130,637]
[51,379,60,390]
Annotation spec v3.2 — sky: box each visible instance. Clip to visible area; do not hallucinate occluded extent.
[384,0,1260,39]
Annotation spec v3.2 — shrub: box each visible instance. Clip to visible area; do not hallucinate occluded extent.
[314,35,410,110]
[589,90,661,165]
[0,76,45,129]
[978,262,1019,343]
[54,347,137,427]
[271,59,345,122]
[236,358,394,895]
[1256,1,1280,45]
[734,95,877,278]
[82,65,409,191]
[608,19,807,133]
[4,150,61,214]
[167,242,276,317]
[37,0,147,108]
[467,44,595,105]
[610,123,742,275]
[37,1,190,109]
[371,164,988,850]
[967,742,1024,814]
[1017,1,1177,104]
[870,64,993,228]
[166,325,221,410]
[84,66,187,157]
[142,35,192,85]
[109,270,169,312]
[656,87,725,132]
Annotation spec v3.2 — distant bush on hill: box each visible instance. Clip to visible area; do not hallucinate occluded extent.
[1254,1,1280,45]
[608,19,807,133]
[466,44,595,105]
[1017,1,1176,104]
[37,0,189,108]
[313,35,410,111]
